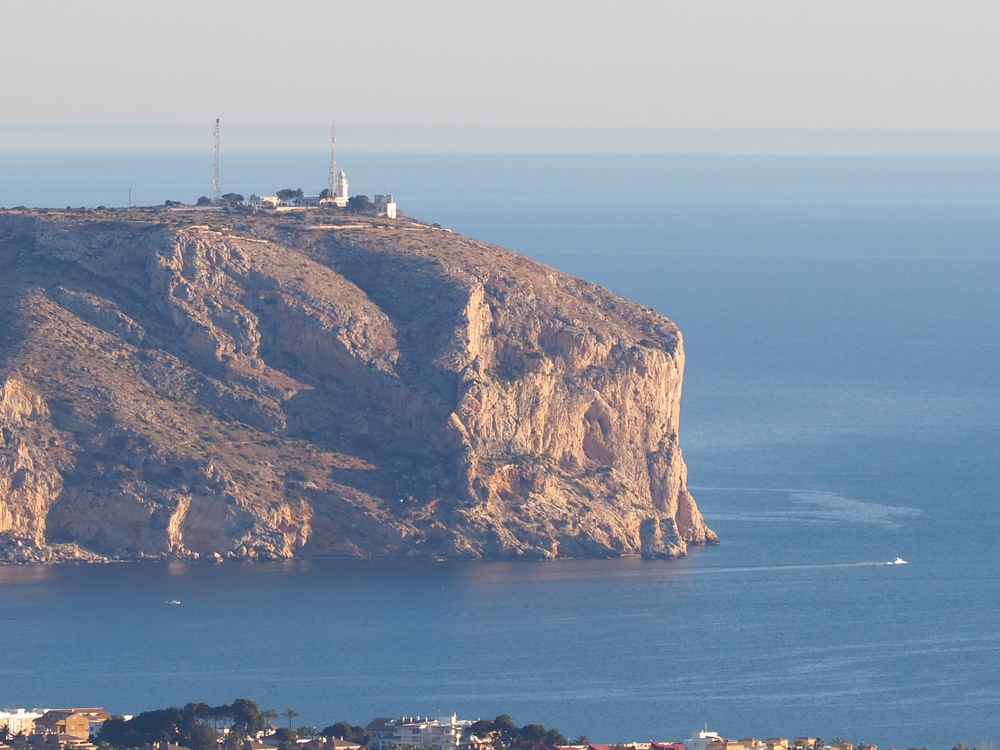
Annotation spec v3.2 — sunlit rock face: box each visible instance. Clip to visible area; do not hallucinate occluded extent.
[0,212,717,563]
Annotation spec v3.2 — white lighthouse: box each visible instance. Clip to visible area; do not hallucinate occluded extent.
[335,170,349,201]
[320,169,350,208]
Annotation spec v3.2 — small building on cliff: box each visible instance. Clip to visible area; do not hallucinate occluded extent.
[248,195,281,208]
[373,194,397,219]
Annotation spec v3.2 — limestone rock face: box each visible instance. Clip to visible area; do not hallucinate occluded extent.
[0,212,717,563]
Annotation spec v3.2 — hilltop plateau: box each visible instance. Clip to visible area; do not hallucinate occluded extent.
[0,207,717,563]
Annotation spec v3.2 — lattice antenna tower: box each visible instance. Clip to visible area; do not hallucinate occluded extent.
[213,119,221,203]
[328,125,337,197]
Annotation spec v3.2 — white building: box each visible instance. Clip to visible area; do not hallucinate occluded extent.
[0,708,47,735]
[373,194,397,219]
[335,170,349,201]
[365,715,473,750]
[684,729,723,750]
[248,195,281,208]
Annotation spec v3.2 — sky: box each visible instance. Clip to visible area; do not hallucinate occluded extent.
[2,1,1000,152]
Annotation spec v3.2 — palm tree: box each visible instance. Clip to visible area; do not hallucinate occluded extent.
[298,727,319,740]
[283,710,299,730]
[263,710,279,732]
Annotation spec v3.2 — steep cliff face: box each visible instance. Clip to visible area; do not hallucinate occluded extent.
[0,211,717,563]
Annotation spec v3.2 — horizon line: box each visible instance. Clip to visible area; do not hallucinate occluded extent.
[3,125,1000,156]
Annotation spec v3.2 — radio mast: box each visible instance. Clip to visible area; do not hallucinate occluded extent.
[328,125,337,197]
[213,119,221,203]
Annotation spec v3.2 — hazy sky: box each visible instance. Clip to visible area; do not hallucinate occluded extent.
[2,0,999,130]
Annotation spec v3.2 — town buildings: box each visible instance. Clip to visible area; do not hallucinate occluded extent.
[365,715,474,750]
[33,713,89,740]
[1,709,112,743]
[33,710,112,741]
[0,711,45,737]
[4,707,886,750]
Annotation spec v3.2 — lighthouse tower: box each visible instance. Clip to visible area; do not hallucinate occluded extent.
[335,170,350,203]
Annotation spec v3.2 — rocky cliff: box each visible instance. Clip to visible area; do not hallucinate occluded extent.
[0,209,717,563]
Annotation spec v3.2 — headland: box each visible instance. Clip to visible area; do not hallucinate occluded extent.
[0,206,716,563]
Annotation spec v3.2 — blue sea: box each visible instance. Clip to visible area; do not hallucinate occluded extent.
[1,153,999,749]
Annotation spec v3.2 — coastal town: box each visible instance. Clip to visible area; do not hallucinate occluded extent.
[0,708,913,750]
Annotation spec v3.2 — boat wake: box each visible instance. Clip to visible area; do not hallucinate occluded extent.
[688,560,904,575]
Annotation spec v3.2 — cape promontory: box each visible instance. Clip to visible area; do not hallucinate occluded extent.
[0,209,717,563]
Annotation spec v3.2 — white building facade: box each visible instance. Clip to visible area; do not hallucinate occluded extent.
[373,194,397,219]
[366,715,473,750]
[684,730,723,750]
[248,195,281,208]
[335,171,349,200]
[0,708,46,735]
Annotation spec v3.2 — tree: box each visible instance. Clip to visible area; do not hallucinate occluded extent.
[196,196,214,206]
[276,189,304,203]
[518,725,549,744]
[230,699,264,738]
[319,188,333,199]
[297,727,318,740]
[347,195,371,212]
[283,709,299,729]
[97,706,225,750]
[545,729,568,746]
[263,709,280,731]
[467,720,494,738]
[573,737,589,746]
[187,723,220,750]
[221,193,244,206]
[493,715,516,733]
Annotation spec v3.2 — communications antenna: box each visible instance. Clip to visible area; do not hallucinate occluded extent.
[328,125,337,196]
[213,118,221,203]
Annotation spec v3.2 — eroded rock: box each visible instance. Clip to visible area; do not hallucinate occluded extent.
[0,212,717,563]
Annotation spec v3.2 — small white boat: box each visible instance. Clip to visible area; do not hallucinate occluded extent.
[887,557,907,565]
[166,599,182,605]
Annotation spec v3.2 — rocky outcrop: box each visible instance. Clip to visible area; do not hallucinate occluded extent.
[0,211,717,563]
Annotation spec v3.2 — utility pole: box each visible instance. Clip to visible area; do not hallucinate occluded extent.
[213,118,221,203]
[127,187,132,208]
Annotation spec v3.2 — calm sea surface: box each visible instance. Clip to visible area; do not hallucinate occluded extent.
[1,154,999,748]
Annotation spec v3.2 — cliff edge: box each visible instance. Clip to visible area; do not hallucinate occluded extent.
[0,210,717,563]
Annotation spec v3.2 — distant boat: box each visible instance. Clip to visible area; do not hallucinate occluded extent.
[887,557,907,565]
[166,599,181,605]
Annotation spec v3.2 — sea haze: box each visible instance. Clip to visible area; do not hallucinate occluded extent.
[1,155,999,749]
